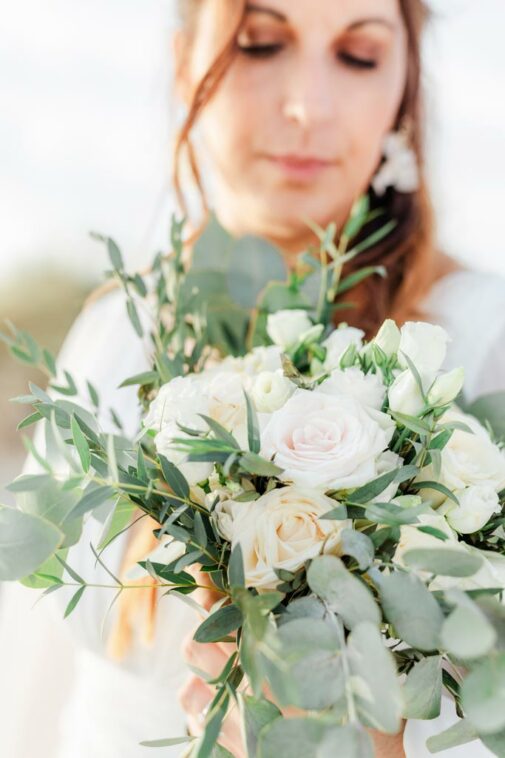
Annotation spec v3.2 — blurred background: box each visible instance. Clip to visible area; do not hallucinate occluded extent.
[1,0,505,500]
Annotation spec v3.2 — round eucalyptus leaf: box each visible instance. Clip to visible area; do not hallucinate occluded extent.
[347,621,403,734]
[402,656,442,720]
[403,548,483,577]
[262,617,345,710]
[374,570,444,651]
[227,236,288,309]
[340,528,375,571]
[258,718,373,758]
[307,555,380,630]
[0,506,63,581]
[441,603,497,660]
[462,655,505,734]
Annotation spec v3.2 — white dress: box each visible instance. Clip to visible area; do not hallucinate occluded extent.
[1,268,504,758]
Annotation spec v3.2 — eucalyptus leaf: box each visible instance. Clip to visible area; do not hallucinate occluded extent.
[262,617,345,710]
[339,528,375,570]
[441,602,497,660]
[402,548,483,577]
[240,694,281,758]
[461,654,505,734]
[194,605,243,643]
[307,555,380,629]
[426,719,478,753]
[374,570,444,651]
[0,506,63,580]
[347,621,403,733]
[402,656,442,719]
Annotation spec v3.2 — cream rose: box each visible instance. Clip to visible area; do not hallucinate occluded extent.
[260,387,395,491]
[215,485,351,590]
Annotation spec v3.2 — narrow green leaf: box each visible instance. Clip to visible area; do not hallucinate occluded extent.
[194,605,243,643]
[243,389,261,454]
[159,455,190,500]
[64,585,86,618]
[127,298,143,337]
[71,415,91,472]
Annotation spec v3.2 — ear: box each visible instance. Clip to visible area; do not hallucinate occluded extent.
[172,29,194,108]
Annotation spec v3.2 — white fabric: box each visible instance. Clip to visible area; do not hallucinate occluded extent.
[0,268,504,757]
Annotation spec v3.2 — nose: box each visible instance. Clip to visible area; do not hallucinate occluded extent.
[281,52,335,130]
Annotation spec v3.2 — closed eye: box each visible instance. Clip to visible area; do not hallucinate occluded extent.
[237,44,378,70]
[338,51,378,70]
[237,42,284,58]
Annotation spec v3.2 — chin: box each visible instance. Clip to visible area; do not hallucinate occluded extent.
[253,193,346,235]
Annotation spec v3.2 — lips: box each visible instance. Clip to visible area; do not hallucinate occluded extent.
[266,154,335,182]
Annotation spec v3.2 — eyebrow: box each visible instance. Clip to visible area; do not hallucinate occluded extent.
[245,4,396,31]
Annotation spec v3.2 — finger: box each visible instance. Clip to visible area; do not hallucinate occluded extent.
[182,631,230,679]
[178,675,214,739]
[186,564,223,613]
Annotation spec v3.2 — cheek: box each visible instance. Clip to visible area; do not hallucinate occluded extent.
[343,59,408,181]
[198,65,269,175]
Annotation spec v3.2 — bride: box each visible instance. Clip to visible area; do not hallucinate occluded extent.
[1,0,504,756]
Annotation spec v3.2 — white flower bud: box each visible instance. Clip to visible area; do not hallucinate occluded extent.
[388,370,425,416]
[266,310,313,350]
[446,484,501,534]
[373,319,401,358]
[252,370,296,413]
[427,367,465,407]
[399,322,450,374]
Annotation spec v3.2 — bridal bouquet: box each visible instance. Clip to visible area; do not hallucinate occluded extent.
[1,199,505,758]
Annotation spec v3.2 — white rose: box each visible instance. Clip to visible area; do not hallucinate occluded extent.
[260,388,394,491]
[217,345,283,382]
[417,408,505,505]
[427,367,465,408]
[394,516,505,594]
[207,371,250,449]
[154,422,213,486]
[399,322,450,374]
[252,370,296,413]
[373,319,401,358]
[218,485,351,590]
[266,310,313,350]
[322,326,365,371]
[388,369,425,416]
[317,366,386,410]
[143,374,210,433]
[445,484,501,534]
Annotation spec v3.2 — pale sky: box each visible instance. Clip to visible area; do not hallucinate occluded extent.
[0,0,504,282]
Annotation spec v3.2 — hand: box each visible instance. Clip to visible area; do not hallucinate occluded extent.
[177,566,406,758]
[177,564,247,756]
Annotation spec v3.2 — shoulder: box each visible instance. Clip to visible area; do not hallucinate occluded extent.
[422,267,505,400]
[422,267,505,338]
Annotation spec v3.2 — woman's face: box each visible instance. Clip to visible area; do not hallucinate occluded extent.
[176,0,409,246]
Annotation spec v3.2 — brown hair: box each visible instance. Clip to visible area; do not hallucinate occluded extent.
[106,0,441,659]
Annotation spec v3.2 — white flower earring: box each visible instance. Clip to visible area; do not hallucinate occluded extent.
[371,117,420,196]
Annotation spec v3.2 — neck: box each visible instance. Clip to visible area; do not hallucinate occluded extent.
[205,203,324,274]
